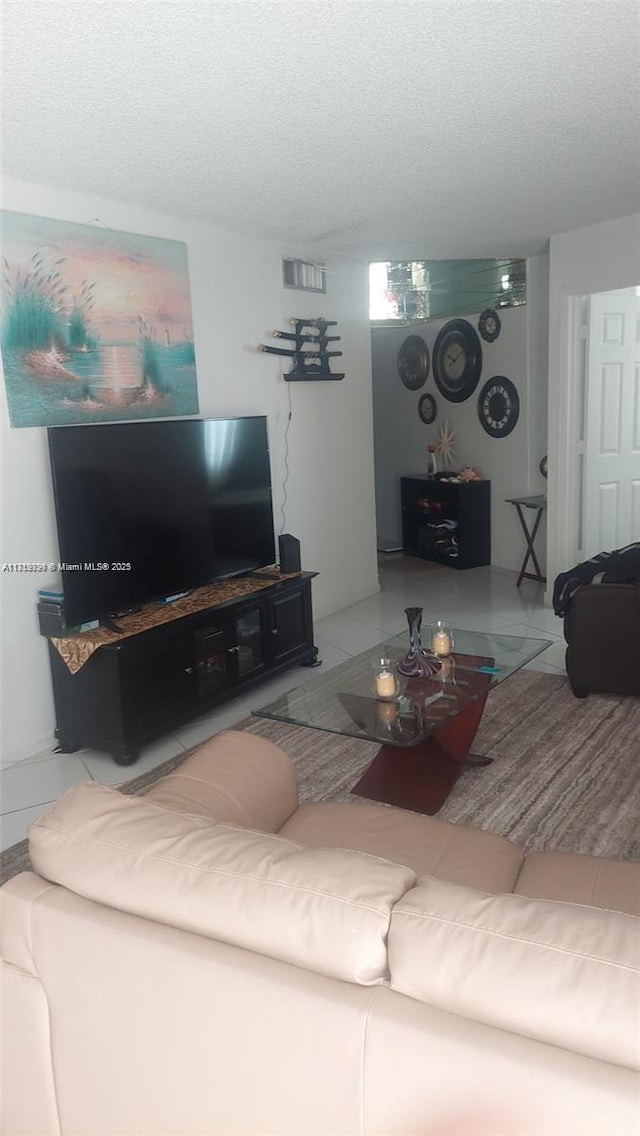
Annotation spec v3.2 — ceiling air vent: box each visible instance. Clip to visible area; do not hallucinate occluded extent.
[282,258,326,294]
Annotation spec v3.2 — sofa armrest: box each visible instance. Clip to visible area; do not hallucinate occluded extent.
[564,583,640,696]
[1,873,63,1134]
[564,583,640,642]
[2,959,61,1135]
[0,871,59,973]
[144,729,299,831]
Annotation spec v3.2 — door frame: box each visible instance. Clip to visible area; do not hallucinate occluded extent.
[582,288,638,558]
[546,268,638,601]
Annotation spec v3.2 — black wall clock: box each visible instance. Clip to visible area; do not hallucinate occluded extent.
[432,319,483,403]
[478,308,501,343]
[478,376,520,438]
[397,335,430,390]
[418,392,437,424]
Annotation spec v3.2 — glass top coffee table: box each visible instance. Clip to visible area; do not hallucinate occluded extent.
[254,627,552,815]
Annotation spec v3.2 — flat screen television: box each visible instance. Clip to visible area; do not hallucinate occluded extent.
[47,416,276,627]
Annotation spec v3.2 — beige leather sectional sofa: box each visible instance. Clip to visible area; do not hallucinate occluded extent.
[2,730,639,1135]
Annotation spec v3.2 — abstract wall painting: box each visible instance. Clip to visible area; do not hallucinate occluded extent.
[1,211,199,427]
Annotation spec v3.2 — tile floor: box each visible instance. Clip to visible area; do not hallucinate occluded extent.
[0,557,566,851]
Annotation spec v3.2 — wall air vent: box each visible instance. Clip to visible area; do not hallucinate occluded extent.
[282,258,327,294]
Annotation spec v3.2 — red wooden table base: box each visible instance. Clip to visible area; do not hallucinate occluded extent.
[352,692,492,815]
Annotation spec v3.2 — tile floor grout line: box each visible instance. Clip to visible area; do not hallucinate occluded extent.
[1,798,58,818]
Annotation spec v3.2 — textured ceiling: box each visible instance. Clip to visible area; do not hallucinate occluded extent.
[2,0,639,259]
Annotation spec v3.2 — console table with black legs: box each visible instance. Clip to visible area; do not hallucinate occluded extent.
[506,494,547,586]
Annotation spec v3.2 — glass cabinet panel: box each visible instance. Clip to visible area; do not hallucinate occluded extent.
[230,606,265,677]
[195,625,227,695]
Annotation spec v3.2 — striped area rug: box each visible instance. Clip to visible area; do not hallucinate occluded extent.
[1,671,638,886]
[232,670,640,860]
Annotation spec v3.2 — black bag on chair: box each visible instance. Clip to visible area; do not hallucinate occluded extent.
[553,543,640,618]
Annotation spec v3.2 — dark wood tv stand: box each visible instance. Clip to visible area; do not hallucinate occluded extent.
[43,571,318,765]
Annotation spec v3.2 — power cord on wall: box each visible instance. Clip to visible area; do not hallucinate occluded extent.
[279,380,292,536]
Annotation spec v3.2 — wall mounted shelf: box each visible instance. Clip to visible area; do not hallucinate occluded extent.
[260,317,344,381]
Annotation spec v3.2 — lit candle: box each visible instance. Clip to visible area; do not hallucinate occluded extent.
[432,629,451,656]
[375,669,397,698]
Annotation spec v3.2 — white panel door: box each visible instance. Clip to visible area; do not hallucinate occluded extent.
[583,291,640,557]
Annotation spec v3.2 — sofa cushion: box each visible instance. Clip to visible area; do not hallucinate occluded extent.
[144,730,298,832]
[279,801,524,893]
[28,782,416,986]
[388,877,640,1071]
[514,850,640,917]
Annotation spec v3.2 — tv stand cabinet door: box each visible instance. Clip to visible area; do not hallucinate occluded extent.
[225,601,268,682]
[48,641,130,759]
[268,579,314,665]
[49,627,206,764]
[119,630,199,737]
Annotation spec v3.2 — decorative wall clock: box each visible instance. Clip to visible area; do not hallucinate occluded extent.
[478,376,520,438]
[418,392,437,424]
[432,319,483,403]
[397,335,430,390]
[539,454,548,478]
[478,308,501,343]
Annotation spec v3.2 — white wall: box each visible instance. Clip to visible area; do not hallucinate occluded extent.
[372,254,549,571]
[546,213,640,594]
[0,178,379,763]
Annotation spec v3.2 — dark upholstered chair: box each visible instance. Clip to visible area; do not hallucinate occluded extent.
[564,583,640,698]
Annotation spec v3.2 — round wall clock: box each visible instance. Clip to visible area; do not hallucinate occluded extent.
[539,454,548,478]
[418,392,437,424]
[478,308,501,343]
[478,376,520,438]
[432,319,483,403]
[397,335,430,391]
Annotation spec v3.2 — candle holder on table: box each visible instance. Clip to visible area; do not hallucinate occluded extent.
[372,657,400,700]
[431,620,454,657]
[395,607,442,678]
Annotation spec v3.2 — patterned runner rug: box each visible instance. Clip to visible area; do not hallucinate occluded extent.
[2,670,638,887]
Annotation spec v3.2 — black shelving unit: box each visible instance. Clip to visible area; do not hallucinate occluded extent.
[401,477,491,569]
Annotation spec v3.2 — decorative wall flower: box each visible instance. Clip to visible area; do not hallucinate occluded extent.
[437,419,456,466]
